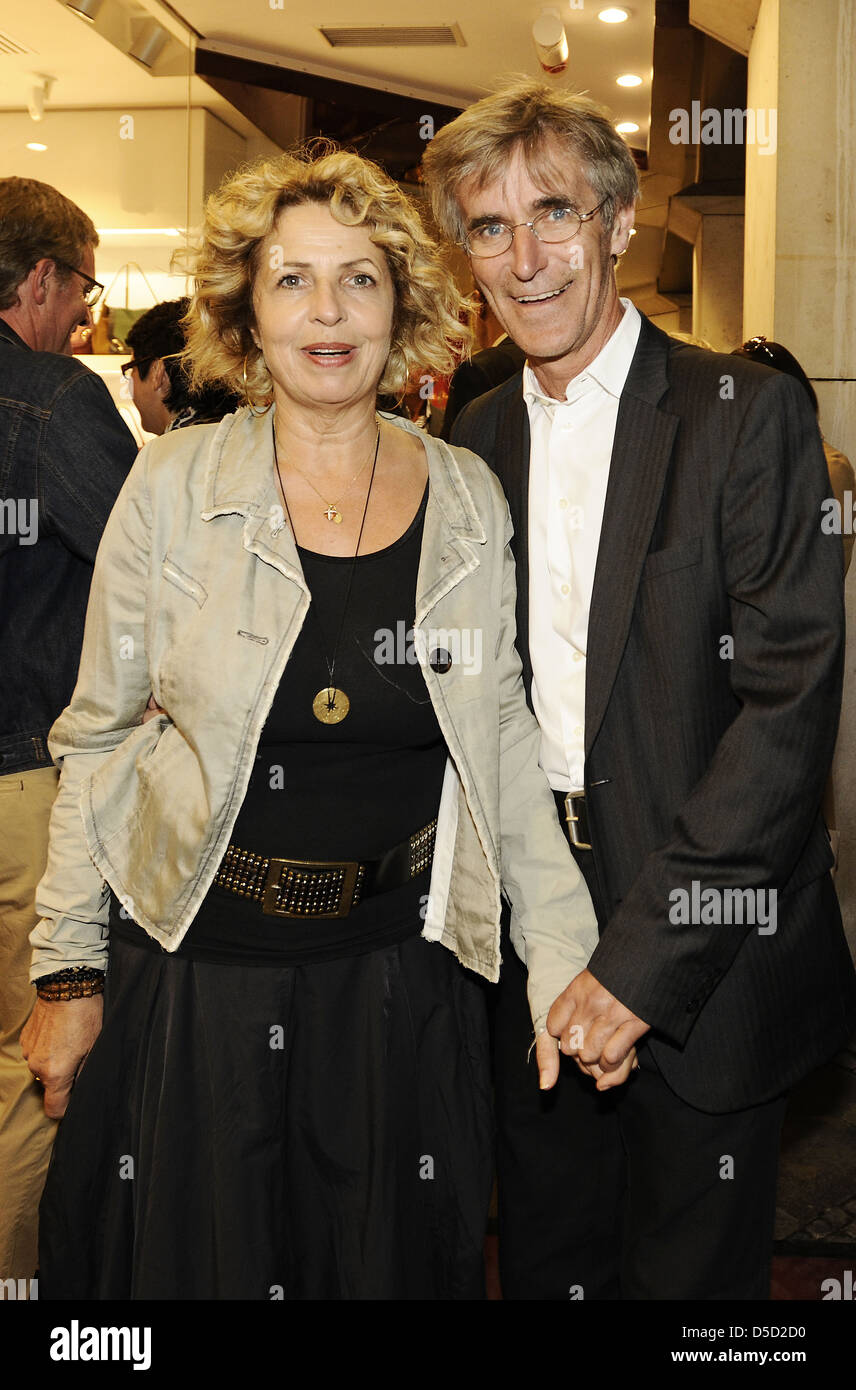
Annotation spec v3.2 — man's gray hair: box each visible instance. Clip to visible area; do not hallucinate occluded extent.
[422,78,639,244]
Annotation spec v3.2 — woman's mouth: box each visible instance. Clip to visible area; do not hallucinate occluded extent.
[302,343,357,365]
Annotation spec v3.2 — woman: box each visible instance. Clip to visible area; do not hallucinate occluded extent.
[21,148,599,1300]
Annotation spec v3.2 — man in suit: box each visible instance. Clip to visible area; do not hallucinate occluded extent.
[422,80,856,1300]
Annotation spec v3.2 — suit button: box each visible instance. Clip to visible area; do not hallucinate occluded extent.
[686,998,699,1013]
[430,648,452,673]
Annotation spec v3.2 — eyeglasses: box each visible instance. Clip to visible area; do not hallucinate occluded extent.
[121,351,183,378]
[121,356,153,378]
[54,260,104,308]
[462,201,607,259]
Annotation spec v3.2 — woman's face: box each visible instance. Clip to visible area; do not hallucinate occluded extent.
[251,202,395,412]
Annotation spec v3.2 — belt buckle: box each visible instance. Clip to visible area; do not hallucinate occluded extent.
[563,790,592,852]
[262,858,360,918]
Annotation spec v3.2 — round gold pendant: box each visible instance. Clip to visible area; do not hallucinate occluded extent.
[312,687,350,724]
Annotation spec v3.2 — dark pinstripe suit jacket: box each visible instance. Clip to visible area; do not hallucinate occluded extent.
[452,313,856,1112]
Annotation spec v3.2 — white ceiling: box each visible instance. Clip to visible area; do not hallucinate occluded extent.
[0,0,660,300]
[1,1,655,133]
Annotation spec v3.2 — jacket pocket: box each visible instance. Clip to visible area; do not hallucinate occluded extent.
[642,536,703,581]
[161,556,208,607]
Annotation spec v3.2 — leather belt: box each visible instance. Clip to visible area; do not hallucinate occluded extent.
[553,788,592,851]
[213,818,437,919]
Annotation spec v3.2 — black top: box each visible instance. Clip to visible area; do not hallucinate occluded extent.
[111,482,446,965]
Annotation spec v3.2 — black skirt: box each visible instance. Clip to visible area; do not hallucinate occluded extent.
[38,925,493,1300]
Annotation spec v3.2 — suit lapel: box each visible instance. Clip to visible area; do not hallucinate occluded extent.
[585,320,678,757]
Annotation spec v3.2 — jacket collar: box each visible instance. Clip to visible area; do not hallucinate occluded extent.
[584,314,679,755]
[199,405,486,617]
[201,406,485,534]
[0,319,30,352]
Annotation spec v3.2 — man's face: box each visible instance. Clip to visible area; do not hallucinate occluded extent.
[456,140,634,390]
[44,243,96,355]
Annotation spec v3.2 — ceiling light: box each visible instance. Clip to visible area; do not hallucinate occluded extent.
[26,142,47,151]
[532,10,569,73]
[65,0,103,21]
[128,21,169,69]
[599,7,630,21]
[616,74,642,87]
[27,73,55,122]
[616,122,639,134]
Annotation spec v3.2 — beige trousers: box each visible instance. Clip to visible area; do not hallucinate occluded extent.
[0,765,60,1290]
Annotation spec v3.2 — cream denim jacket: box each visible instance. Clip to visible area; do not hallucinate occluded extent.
[30,408,597,1030]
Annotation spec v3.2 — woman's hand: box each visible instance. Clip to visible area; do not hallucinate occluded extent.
[141,693,166,723]
[20,995,103,1119]
[536,1028,639,1092]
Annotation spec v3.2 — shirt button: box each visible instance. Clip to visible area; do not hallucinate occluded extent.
[572,652,582,663]
[561,583,570,595]
[558,498,568,509]
[573,725,583,738]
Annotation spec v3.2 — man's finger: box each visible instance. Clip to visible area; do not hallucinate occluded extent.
[600,1020,648,1068]
[535,1030,560,1090]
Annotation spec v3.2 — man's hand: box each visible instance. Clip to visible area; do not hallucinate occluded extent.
[20,995,103,1119]
[538,968,650,1092]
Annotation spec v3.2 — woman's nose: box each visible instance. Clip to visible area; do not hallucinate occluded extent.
[309,281,344,323]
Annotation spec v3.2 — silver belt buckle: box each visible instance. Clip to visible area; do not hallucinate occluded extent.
[563,790,591,852]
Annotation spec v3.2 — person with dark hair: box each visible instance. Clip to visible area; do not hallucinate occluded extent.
[123,298,240,435]
[733,336,854,573]
[0,176,136,1292]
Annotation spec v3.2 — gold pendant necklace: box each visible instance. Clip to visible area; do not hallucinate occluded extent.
[272,419,381,724]
[311,687,351,724]
[274,429,375,524]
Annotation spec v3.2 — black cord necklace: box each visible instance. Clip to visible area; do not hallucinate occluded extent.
[272,417,381,725]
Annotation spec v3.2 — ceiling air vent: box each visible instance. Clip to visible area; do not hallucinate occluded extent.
[319,24,465,48]
[0,29,35,57]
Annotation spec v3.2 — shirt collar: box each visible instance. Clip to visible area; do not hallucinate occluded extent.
[522,297,641,408]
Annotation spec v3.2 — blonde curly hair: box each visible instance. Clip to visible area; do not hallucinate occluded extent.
[184,144,472,405]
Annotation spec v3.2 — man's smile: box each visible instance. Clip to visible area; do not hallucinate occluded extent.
[511,277,575,304]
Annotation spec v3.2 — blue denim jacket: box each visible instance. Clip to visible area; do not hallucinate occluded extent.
[0,320,137,773]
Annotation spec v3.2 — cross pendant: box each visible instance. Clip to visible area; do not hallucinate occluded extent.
[323,505,342,523]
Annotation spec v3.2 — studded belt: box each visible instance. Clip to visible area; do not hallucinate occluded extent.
[213,818,437,919]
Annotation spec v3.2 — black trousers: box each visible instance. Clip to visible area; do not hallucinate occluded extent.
[494,843,788,1302]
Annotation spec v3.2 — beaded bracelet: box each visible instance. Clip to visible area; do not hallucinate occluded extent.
[35,966,105,1002]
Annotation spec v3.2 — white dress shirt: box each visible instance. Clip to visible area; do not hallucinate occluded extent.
[525,298,641,792]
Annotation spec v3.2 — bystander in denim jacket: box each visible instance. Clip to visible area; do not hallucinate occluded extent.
[0,321,137,773]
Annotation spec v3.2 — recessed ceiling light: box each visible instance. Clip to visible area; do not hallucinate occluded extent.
[616,121,640,134]
[616,74,642,87]
[26,142,47,151]
[599,7,629,22]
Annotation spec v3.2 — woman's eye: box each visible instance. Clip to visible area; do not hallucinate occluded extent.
[350,273,375,287]
[277,273,302,288]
